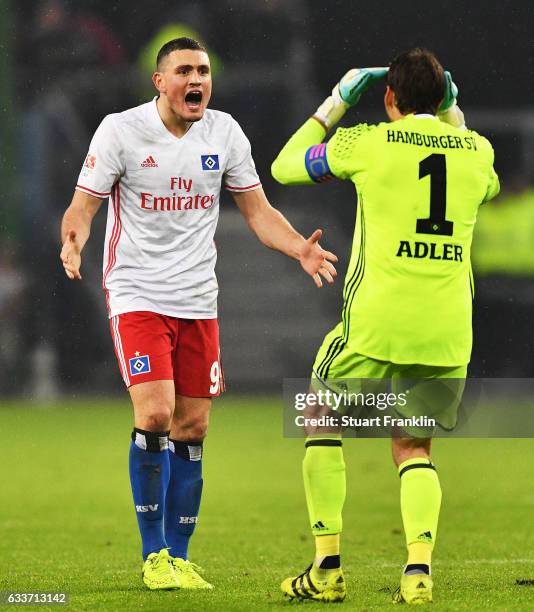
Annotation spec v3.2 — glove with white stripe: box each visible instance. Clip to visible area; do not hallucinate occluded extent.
[314,67,388,131]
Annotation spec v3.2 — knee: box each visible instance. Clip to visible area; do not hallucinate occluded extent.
[392,438,431,468]
[138,406,174,432]
[172,415,209,442]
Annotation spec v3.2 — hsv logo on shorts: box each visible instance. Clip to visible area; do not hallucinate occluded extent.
[129,354,151,375]
[201,154,219,171]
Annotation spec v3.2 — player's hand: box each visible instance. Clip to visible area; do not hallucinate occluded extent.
[437,71,465,128]
[438,70,458,112]
[60,230,82,280]
[314,67,388,131]
[299,229,338,288]
[338,67,389,107]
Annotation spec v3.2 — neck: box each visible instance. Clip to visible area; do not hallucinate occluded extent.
[156,96,192,138]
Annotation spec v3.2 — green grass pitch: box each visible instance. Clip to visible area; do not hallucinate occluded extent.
[1,397,534,610]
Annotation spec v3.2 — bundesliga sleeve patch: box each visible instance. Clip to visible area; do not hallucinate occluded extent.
[201,154,220,171]
[305,143,334,183]
[129,354,151,376]
[84,154,96,169]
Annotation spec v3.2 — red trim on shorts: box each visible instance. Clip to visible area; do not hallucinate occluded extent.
[218,349,226,393]
[102,183,122,314]
[76,184,112,197]
[225,182,261,192]
[110,315,130,386]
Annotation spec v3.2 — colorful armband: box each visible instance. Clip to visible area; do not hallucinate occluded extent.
[304,143,334,182]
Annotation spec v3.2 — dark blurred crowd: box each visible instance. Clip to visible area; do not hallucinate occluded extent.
[2,0,534,396]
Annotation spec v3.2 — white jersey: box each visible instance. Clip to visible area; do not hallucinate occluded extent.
[76,98,261,319]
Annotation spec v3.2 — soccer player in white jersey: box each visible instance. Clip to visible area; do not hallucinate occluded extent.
[60,37,337,591]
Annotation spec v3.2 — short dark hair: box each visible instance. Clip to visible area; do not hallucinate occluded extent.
[156,37,207,69]
[386,48,445,115]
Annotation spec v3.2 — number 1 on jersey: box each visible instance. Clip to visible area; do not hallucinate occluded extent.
[416,153,454,237]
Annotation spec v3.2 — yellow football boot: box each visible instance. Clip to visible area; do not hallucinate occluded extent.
[392,572,433,605]
[142,548,180,590]
[172,557,214,589]
[281,563,346,602]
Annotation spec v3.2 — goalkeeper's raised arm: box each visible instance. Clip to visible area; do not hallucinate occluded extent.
[271,65,465,186]
[271,67,387,185]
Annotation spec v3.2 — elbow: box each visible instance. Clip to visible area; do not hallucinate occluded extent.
[271,156,289,185]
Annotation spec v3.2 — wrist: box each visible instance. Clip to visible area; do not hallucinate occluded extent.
[437,101,466,129]
[292,235,307,261]
[313,85,348,132]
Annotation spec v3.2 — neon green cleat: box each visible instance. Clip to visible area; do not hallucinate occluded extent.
[281,564,346,602]
[172,557,214,589]
[392,573,433,605]
[142,548,181,590]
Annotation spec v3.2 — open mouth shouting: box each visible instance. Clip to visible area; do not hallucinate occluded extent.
[185,90,203,112]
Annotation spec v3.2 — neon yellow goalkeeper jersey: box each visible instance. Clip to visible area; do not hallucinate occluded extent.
[322,115,499,366]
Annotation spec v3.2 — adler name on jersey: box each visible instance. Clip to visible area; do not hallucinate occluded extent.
[396,240,463,262]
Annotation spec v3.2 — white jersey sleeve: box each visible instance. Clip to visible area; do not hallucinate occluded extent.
[224,119,261,192]
[76,115,124,199]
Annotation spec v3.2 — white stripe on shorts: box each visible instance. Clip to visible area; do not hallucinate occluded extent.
[111,315,130,387]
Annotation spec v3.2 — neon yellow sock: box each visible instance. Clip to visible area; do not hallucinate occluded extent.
[398,457,441,556]
[315,533,340,559]
[303,435,346,538]
[407,542,432,566]
[310,533,341,578]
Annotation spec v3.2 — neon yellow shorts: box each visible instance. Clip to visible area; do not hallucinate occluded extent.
[312,343,467,437]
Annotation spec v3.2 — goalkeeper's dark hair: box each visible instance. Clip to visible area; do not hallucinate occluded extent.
[156,37,207,69]
[386,48,445,115]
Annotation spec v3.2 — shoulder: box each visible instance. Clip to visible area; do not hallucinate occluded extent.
[328,122,377,157]
[201,108,238,134]
[466,128,495,154]
[199,110,252,151]
[332,122,377,142]
[437,121,495,156]
[93,102,152,139]
[112,100,154,131]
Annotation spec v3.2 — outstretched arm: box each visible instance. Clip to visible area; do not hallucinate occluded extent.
[232,187,337,288]
[60,190,103,280]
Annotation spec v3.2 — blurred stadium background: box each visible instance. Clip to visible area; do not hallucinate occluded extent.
[1,0,534,398]
[2,3,534,609]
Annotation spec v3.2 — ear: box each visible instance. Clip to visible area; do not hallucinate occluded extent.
[152,71,164,93]
[384,86,396,109]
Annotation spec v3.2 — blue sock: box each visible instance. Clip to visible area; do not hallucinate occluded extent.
[129,428,170,560]
[164,439,204,560]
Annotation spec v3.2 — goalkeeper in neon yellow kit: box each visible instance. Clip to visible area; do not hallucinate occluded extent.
[272,49,499,604]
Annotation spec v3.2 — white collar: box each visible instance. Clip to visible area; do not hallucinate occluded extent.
[412,113,438,120]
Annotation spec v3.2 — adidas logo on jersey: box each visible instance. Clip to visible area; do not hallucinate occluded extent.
[141,155,158,167]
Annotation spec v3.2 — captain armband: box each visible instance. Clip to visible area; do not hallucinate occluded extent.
[304,143,335,183]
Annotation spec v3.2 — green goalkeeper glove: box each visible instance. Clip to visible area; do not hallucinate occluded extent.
[438,70,458,112]
[437,71,466,129]
[314,67,388,131]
